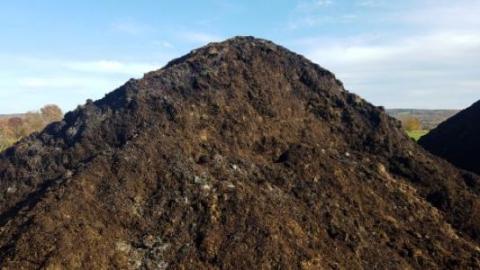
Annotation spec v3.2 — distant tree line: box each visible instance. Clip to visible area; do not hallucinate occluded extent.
[0,105,63,152]
[387,109,458,130]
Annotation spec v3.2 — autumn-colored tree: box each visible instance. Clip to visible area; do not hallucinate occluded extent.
[0,119,17,151]
[0,124,8,152]
[401,116,422,132]
[8,117,26,139]
[41,104,63,122]
[0,104,64,152]
[0,133,9,152]
[23,112,45,134]
[0,119,12,137]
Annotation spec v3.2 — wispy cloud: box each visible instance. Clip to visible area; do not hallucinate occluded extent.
[399,1,480,29]
[0,55,168,112]
[297,31,480,108]
[152,40,174,49]
[356,0,384,7]
[296,0,334,11]
[18,76,113,89]
[177,31,223,44]
[287,0,360,30]
[0,55,164,76]
[305,32,480,65]
[287,0,480,109]
[111,18,153,35]
[287,14,357,30]
[64,60,160,75]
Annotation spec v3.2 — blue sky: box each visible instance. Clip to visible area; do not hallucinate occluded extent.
[1,0,479,113]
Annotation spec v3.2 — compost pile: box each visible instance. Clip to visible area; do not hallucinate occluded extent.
[420,100,480,175]
[1,37,480,269]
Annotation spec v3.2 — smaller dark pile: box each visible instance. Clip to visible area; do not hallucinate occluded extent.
[419,100,480,175]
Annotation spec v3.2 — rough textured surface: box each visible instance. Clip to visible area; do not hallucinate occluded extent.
[1,37,480,269]
[419,100,480,175]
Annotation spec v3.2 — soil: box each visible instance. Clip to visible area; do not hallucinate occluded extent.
[419,100,480,175]
[1,37,480,269]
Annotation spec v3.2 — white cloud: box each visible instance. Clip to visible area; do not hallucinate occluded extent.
[0,55,169,113]
[0,71,127,113]
[311,0,333,7]
[307,32,480,65]
[288,0,480,109]
[64,60,160,75]
[296,0,333,11]
[177,31,223,44]
[287,14,357,29]
[356,0,384,7]
[458,80,480,89]
[296,30,480,109]
[111,19,153,35]
[153,40,174,48]
[0,55,164,76]
[17,76,115,89]
[287,0,359,29]
[400,1,480,29]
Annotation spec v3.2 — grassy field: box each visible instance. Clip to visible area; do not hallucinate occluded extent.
[407,130,429,141]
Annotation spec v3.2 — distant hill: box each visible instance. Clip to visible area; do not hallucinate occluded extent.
[0,114,24,119]
[387,109,459,130]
